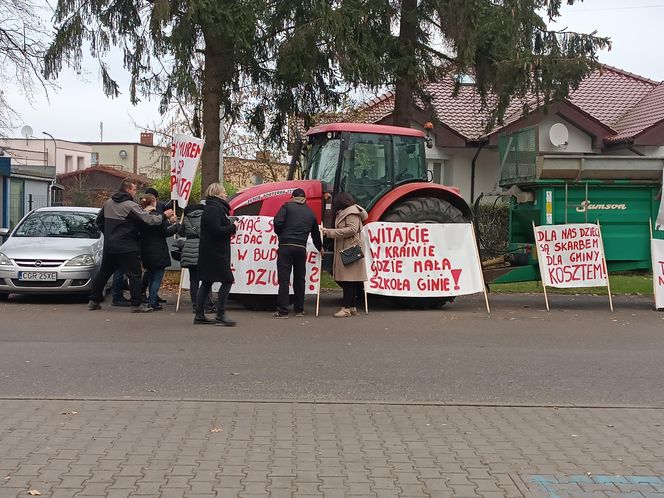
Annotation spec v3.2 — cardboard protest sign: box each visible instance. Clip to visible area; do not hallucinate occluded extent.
[181,216,321,294]
[362,222,485,297]
[651,239,664,309]
[534,223,608,288]
[170,133,205,208]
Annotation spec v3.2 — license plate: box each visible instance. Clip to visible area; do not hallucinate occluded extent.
[18,271,57,281]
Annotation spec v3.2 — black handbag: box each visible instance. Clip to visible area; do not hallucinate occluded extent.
[340,244,364,266]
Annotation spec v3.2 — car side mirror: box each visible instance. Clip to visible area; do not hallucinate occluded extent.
[0,228,9,237]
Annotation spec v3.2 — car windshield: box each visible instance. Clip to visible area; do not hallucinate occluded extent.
[13,211,101,239]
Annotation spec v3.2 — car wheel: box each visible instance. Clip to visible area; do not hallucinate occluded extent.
[0,292,9,302]
[380,196,469,309]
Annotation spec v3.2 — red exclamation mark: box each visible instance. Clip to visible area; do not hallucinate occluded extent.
[451,269,462,290]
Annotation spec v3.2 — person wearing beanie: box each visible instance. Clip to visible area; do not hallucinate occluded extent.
[272,188,323,318]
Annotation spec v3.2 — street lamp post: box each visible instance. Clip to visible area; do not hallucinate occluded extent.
[42,132,57,171]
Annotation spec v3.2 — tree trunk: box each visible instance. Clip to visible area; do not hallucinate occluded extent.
[392,0,418,128]
[201,37,223,194]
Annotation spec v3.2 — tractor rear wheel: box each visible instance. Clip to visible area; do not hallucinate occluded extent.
[380,197,469,309]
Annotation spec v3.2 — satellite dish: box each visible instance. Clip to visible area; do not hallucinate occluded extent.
[20,125,33,139]
[549,123,569,148]
[119,149,128,160]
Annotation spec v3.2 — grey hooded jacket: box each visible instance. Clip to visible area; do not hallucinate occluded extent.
[178,203,204,268]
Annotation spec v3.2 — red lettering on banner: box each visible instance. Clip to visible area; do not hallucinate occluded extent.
[367,226,430,245]
[413,258,451,272]
[659,276,664,286]
[246,269,279,286]
[237,249,248,261]
[416,277,450,292]
[253,247,277,261]
[450,269,462,290]
[537,230,557,242]
[235,233,263,244]
[370,259,403,274]
[658,261,664,273]
[547,263,605,284]
[306,252,317,264]
[561,227,577,239]
[370,275,411,291]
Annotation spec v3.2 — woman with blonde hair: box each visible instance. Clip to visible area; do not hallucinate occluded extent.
[194,183,238,326]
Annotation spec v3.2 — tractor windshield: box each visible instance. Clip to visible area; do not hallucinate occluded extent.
[306,131,427,209]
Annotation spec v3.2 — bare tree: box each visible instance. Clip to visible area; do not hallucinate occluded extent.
[0,0,51,135]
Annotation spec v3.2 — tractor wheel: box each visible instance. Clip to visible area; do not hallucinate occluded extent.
[380,197,469,309]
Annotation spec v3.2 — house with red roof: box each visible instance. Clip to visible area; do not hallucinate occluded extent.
[352,65,664,202]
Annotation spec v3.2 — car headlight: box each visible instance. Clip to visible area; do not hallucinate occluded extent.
[0,252,11,265]
[65,254,96,266]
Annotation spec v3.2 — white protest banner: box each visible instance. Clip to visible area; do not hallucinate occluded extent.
[363,222,485,297]
[651,239,664,309]
[181,216,321,294]
[534,223,608,288]
[170,133,205,208]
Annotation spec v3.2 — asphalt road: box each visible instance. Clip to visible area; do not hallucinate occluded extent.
[1,290,663,407]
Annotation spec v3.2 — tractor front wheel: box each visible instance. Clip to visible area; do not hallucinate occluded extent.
[380,197,469,309]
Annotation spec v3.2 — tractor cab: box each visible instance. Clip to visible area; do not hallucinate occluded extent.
[304,123,429,211]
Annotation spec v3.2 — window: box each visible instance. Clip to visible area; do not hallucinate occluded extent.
[91,152,99,165]
[14,211,101,239]
[340,133,392,209]
[430,160,452,185]
[77,157,85,170]
[64,155,73,173]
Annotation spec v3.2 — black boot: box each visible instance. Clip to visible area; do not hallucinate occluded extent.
[215,314,236,327]
[193,313,215,325]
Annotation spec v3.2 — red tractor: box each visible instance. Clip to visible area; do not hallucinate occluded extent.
[229,122,473,307]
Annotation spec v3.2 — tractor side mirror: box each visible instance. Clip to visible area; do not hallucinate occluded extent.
[426,170,434,183]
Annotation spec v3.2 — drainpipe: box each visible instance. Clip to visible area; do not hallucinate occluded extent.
[470,140,486,203]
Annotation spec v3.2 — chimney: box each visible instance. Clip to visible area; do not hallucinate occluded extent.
[140,132,154,146]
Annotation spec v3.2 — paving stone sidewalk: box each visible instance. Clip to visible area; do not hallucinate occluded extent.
[1,400,664,498]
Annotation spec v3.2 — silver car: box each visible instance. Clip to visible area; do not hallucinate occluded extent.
[0,207,103,299]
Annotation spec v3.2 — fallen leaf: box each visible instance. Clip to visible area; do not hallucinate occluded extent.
[147,389,157,393]
[28,490,41,496]
[210,427,223,433]
[230,373,239,376]
[61,411,78,415]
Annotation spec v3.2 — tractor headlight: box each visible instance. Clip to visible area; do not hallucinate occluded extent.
[65,254,96,266]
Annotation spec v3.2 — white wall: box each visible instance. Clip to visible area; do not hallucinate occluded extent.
[427,147,501,202]
[24,179,50,211]
[0,139,92,174]
[538,115,593,154]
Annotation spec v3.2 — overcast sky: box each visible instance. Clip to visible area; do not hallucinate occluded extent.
[6,0,664,142]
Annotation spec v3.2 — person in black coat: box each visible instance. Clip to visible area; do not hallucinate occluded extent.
[139,193,180,310]
[194,182,238,326]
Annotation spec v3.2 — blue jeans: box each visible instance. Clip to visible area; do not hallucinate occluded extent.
[145,268,166,306]
[111,271,126,302]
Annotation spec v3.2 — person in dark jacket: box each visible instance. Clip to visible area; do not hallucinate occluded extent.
[141,187,171,303]
[139,193,180,311]
[273,188,323,318]
[88,179,173,312]
[194,183,237,326]
[178,201,214,312]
